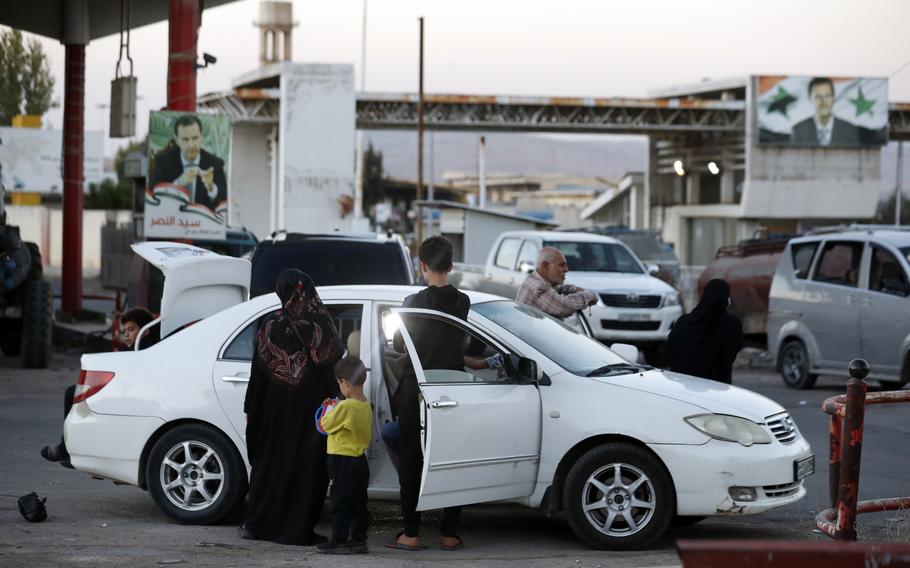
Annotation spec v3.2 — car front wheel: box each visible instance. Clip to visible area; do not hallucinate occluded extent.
[563,443,674,550]
[780,340,818,389]
[146,424,247,524]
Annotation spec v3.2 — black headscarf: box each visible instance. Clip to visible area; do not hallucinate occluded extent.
[255,269,343,388]
[665,278,743,383]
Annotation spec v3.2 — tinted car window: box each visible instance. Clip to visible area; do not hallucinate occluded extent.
[221,304,364,361]
[812,241,863,287]
[250,240,410,297]
[495,238,521,269]
[869,246,909,297]
[544,241,643,274]
[791,242,819,279]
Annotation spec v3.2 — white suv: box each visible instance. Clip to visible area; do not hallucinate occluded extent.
[768,226,910,389]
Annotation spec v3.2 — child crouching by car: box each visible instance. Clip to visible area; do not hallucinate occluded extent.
[317,356,372,554]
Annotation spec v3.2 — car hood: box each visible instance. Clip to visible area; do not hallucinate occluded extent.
[589,369,785,423]
[564,272,674,294]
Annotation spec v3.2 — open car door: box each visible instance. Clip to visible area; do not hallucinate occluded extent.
[392,307,542,511]
[131,241,251,339]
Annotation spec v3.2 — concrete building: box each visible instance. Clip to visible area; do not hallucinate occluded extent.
[580,172,646,228]
[416,200,556,264]
[644,77,885,266]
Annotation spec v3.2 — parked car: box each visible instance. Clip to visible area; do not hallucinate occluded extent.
[65,242,812,550]
[768,226,910,389]
[576,227,680,289]
[451,231,682,360]
[249,232,414,297]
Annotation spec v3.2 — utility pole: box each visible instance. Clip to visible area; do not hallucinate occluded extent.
[354,0,367,222]
[896,141,904,226]
[416,16,425,244]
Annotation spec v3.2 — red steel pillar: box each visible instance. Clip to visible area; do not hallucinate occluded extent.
[61,44,86,315]
[167,0,200,111]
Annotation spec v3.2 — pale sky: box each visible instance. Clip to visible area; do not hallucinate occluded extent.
[20,0,910,156]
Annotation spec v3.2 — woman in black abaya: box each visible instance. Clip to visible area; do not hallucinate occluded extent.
[664,278,743,384]
[241,270,343,545]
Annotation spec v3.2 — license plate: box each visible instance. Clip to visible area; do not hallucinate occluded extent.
[794,455,815,481]
[618,313,651,322]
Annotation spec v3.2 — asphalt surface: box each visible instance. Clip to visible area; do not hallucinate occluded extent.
[1,352,908,567]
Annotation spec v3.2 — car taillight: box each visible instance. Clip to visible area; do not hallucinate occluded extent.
[73,370,115,404]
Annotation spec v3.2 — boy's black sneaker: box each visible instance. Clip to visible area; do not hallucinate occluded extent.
[348,540,369,554]
[316,540,352,555]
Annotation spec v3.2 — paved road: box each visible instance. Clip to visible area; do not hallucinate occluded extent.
[1,353,907,567]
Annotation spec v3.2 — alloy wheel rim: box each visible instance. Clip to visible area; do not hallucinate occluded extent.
[581,462,656,537]
[160,440,225,511]
[783,347,806,384]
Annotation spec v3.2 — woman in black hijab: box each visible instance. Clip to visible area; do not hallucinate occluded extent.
[242,269,344,545]
[664,278,743,384]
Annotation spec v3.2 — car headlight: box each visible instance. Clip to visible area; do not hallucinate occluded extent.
[684,414,772,447]
[663,292,680,307]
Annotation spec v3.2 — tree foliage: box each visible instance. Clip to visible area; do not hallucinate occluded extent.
[362,142,386,211]
[875,190,910,225]
[85,178,132,210]
[0,29,57,125]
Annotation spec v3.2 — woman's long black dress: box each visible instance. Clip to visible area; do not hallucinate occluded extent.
[242,270,343,545]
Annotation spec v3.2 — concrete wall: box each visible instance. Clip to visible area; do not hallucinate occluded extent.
[228,122,273,239]
[463,212,543,265]
[279,63,355,233]
[6,205,131,276]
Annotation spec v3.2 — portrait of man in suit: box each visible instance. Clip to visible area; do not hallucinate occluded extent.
[790,77,860,146]
[149,114,227,213]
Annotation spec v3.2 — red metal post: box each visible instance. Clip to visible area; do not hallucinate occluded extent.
[61,44,86,315]
[828,412,842,508]
[834,359,869,540]
[167,0,199,111]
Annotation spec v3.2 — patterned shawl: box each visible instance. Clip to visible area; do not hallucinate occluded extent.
[255,269,343,388]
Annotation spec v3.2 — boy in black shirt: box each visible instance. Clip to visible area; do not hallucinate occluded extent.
[387,236,468,552]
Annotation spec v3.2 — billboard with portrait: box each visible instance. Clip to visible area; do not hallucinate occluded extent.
[756,76,888,147]
[144,111,230,239]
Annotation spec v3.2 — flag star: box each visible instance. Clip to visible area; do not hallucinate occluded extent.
[849,86,876,117]
[765,86,797,118]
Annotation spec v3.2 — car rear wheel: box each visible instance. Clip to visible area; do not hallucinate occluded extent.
[147,424,246,524]
[780,340,817,389]
[563,443,674,550]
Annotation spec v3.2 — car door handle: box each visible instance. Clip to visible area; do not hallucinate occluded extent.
[485,273,492,280]
[430,400,458,409]
[845,294,855,304]
[221,372,250,383]
[509,276,515,284]
[862,297,872,306]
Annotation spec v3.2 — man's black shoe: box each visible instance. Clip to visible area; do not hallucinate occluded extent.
[316,540,352,555]
[348,540,369,554]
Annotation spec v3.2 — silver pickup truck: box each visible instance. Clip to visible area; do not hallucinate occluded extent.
[451,230,683,357]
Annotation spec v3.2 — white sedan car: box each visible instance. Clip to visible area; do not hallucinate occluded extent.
[65,243,814,550]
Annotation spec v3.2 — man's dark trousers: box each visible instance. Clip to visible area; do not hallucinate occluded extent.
[328,454,370,543]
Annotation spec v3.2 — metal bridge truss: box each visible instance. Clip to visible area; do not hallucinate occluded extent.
[198,90,910,140]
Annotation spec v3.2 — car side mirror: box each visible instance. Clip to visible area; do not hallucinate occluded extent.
[646,263,660,276]
[610,343,640,363]
[510,355,539,384]
[519,261,536,274]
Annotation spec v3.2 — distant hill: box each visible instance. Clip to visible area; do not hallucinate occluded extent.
[363,131,647,182]
[364,131,908,198]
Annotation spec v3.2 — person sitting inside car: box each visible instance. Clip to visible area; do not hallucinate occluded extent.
[40,307,158,469]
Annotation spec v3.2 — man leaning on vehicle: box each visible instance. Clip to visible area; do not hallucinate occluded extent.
[516,247,597,319]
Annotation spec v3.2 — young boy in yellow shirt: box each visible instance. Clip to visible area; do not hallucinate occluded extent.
[317,356,373,554]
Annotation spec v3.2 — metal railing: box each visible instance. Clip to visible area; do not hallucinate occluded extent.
[815,359,910,540]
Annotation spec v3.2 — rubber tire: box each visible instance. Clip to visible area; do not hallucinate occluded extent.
[21,278,52,369]
[563,443,674,550]
[780,340,818,390]
[146,424,247,525]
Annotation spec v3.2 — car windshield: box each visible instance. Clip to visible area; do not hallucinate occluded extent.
[543,241,643,274]
[472,301,636,376]
[612,234,678,262]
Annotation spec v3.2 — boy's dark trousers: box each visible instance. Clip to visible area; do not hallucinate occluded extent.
[328,454,370,543]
